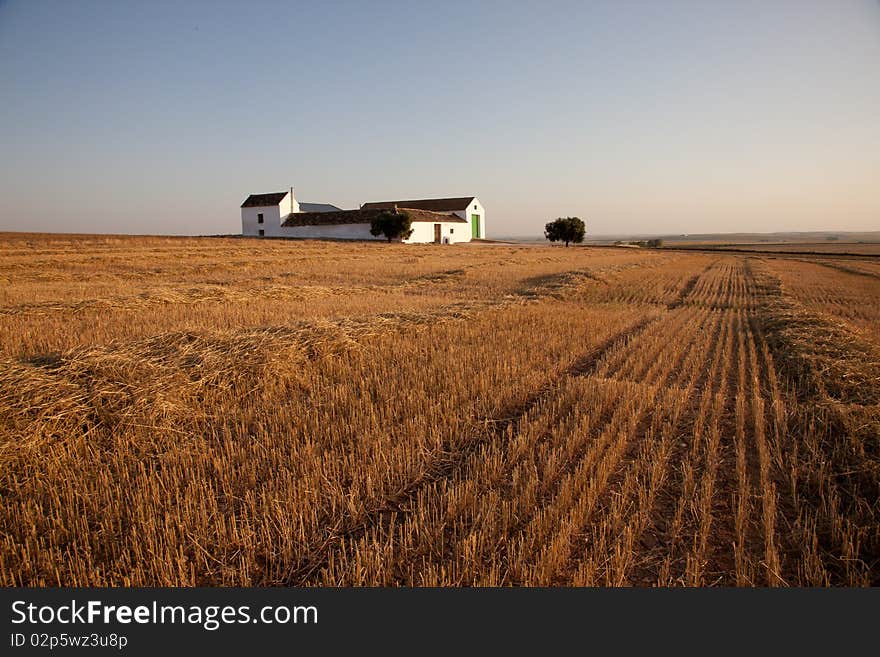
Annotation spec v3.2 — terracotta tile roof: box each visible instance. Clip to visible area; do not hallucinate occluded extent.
[241,192,287,208]
[360,197,476,212]
[403,208,467,224]
[281,208,467,227]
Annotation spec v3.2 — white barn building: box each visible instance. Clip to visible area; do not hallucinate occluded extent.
[241,190,484,243]
[361,197,485,240]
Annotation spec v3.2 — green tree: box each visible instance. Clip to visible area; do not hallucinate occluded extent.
[544,216,586,247]
[370,210,414,243]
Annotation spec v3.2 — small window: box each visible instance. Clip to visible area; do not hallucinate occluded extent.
[258,229,264,237]
[473,204,477,210]
[450,228,454,234]
[257,213,264,224]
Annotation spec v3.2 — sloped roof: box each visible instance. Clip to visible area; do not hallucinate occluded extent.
[241,192,287,208]
[282,208,467,227]
[298,202,344,213]
[403,208,467,224]
[360,197,476,212]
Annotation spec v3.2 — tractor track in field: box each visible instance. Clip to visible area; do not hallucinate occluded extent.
[278,314,661,585]
[427,311,702,585]
[384,258,720,583]
[568,258,789,586]
[492,262,725,584]
[445,265,729,585]
[623,308,729,585]
[545,309,711,585]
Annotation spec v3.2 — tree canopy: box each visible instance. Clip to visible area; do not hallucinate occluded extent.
[369,210,414,243]
[544,217,586,247]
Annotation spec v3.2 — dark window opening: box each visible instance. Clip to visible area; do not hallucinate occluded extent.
[450,228,454,234]
[473,204,477,210]
[258,229,265,237]
[257,213,264,224]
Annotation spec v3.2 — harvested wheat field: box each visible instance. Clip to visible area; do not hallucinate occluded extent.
[1,233,878,586]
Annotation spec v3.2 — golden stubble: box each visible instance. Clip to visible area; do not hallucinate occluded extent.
[0,233,877,586]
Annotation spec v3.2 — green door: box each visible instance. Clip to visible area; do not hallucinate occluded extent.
[471,214,480,238]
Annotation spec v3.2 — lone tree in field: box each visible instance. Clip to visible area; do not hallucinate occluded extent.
[370,210,413,243]
[544,216,586,247]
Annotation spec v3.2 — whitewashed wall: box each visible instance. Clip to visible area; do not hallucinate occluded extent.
[272,221,466,243]
[404,221,467,244]
[241,203,282,236]
[283,191,299,215]
[451,197,485,239]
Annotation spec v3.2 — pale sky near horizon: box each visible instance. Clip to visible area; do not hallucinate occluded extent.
[1,0,878,237]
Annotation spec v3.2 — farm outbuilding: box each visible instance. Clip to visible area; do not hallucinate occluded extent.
[361,197,485,240]
[241,189,484,243]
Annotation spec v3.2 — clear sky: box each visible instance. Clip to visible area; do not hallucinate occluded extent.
[1,0,878,237]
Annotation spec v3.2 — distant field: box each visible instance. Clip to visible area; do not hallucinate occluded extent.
[663,241,880,256]
[1,233,878,586]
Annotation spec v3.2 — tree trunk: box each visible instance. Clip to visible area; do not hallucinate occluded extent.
[565,240,570,247]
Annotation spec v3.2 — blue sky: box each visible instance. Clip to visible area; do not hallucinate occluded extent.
[1,0,878,236]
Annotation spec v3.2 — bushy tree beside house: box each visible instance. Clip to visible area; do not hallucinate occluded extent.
[370,210,414,243]
[544,217,586,247]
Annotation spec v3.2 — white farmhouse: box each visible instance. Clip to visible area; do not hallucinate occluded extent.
[240,189,342,237]
[240,189,484,243]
